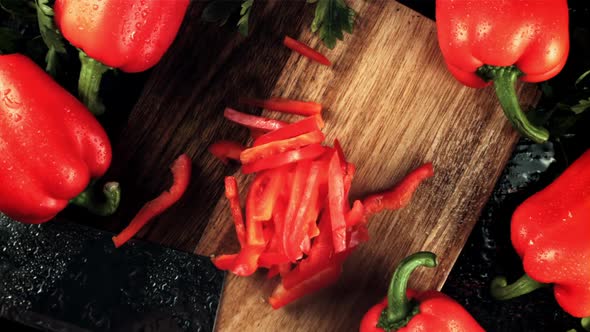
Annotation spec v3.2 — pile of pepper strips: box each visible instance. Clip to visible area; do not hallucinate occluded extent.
[208,99,434,309]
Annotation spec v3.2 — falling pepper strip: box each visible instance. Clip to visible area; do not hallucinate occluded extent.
[283,36,332,66]
[112,154,191,248]
[209,140,244,164]
[240,97,323,116]
[224,107,288,131]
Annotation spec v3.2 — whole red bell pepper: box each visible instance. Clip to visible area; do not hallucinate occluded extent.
[0,54,119,224]
[360,252,484,332]
[491,150,590,323]
[436,0,569,143]
[54,0,190,115]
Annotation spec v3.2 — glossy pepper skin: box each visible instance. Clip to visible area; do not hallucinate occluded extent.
[360,252,484,332]
[436,0,569,143]
[54,0,190,115]
[491,150,590,320]
[0,54,118,223]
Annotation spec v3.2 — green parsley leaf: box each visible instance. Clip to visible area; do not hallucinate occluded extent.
[309,0,355,49]
[571,98,590,114]
[237,0,253,36]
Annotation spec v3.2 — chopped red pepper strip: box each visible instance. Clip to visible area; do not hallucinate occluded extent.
[113,154,191,248]
[245,175,267,247]
[250,129,266,140]
[241,130,325,164]
[328,153,348,253]
[248,168,285,222]
[347,224,370,249]
[285,161,321,262]
[269,263,341,309]
[362,163,434,216]
[208,140,244,164]
[224,107,288,131]
[283,36,332,66]
[231,245,265,277]
[224,176,247,247]
[212,254,237,270]
[346,199,366,227]
[259,252,291,268]
[240,97,322,116]
[282,160,312,261]
[241,143,327,174]
[253,115,324,147]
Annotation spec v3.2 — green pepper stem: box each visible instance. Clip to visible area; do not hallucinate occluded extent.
[477,65,549,143]
[70,182,121,216]
[78,51,110,116]
[45,47,58,77]
[582,317,590,332]
[490,274,548,300]
[384,252,437,323]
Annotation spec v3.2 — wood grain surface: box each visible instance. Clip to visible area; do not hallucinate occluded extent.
[98,1,539,331]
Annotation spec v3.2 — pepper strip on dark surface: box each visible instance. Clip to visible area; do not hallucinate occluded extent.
[436,0,569,143]
[360,252,484,332]
[112,154,191,248]
[0,54,119,224]
[491,149,590,319]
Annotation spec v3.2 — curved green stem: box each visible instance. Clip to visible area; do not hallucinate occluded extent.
[45,47,58,77]
[490,274,548,300]
[78,51,110,116]
[70,182,121,216]
[377,252,437,329]
[477,65,549,143]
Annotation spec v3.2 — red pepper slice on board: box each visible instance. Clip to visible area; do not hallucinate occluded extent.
[269,263,342,310]
[259,252,291,268]
[240,130,325,164]
[230,245,265,277]
[284,162,322,262]
[224,107,288,131]
[328,153,348,253]
[363,163,434,217]
[113,154,191,248]
[240,97,322,116]
[283,36,332,66]
[248,168,286,222]
[436,0,569,143]
[211,254,237,270]
[224,176,247,248]
[360,252,484,332]
[241,143,327,174]
[253,115,324,147]
[346,200,366,227]
[245,175,268,247]
[282,160,312,261]
[209,140,244,164]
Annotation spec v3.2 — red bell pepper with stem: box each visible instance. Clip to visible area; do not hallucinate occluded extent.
[0,54,120,224]
[112,154,191,248]
[54,0,190,115]
[360,252,484,332]
[491,149,590,320]
[436,0,569,143]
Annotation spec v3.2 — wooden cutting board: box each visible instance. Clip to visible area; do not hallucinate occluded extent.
[102,1,538,331]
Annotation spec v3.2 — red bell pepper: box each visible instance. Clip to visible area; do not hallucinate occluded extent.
[224,107,288,132]
[363,163,434,217]
[241,143,327,174]
[54,0,190,115]
[491,150,590,321]
[283,36,332,66]
[0,54,119,224]
[253,115,324,147]
[240,97,323,116]
[240,130,325,164]
[112,154,191,248]
[209,140,244,164]
[436,0,569,143]
[360,252,484,332]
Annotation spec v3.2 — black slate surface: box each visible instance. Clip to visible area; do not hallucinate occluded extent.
[0,215,224,332]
